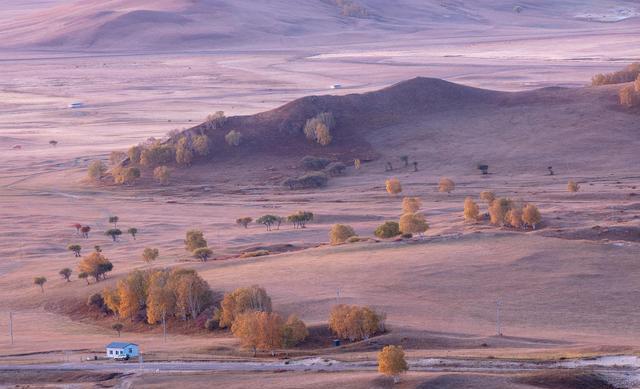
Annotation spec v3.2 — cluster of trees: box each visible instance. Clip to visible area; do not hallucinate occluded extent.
[619,75,640,108]
[98,268,213,324]
[592,63,640,85]
[284,171,328,189]
[328,304,385,341]
[303,112,335,146]
[399,197,429,236]
[218,286,308,355]
[185,230,214,262]
[78,251,114,282]
[464,191,542,229]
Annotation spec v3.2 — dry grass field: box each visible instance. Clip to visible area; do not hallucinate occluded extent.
[1,1,640,388]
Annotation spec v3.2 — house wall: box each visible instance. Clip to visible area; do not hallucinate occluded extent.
[106,345,139,358]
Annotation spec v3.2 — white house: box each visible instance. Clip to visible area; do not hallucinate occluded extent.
[105,342,139,359]
[68,102,84,109]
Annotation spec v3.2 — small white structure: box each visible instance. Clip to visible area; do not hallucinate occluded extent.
[105,342,139,359]
[68,102,84,109]
[330,84,342,89]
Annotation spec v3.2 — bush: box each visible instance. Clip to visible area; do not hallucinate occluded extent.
[284,172,328,189]
[185,230,207,252]
[567,180,580,192]
[87,160,106,181]
[463,197,479,222]
[402,197,421,213]
[385,178,402,195]
[374,221,401,238]
[324,162,346,176]
[401,233,413,239]
[141,143,175,168]
[219,285,272,328]
[438,177,455,193]
[142,247,159,263]
[87,293,105,309]
[240,250,270,258]
[127,146,142,164]
[225,130,242,147]
[329,224,356,245]
[328,305,384,341]
[399,213,429,236]
[592,63,640,86]
[301,156,331,170]
[109,151,126,166]
[205,317,219,331]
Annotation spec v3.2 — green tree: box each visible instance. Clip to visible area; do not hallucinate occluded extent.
[78,272,90,285]
[109,216,119,228]
[193,247,213,262]
[184,230,207,252]
[34,277,47,293]
[68,244,82,258]
[105,229,122,242]
[127,227,138,240]
[59,268,72,282]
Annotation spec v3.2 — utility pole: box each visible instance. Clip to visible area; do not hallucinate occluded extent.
[496,300,502,336]
[162,309,166,343]
[336,288,340,305]
[9,312,13,345]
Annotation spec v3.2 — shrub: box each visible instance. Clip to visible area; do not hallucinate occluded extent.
[619,85,640,107]
[175,137,194,166]
[301,156,331,170]
[219,285,272,328]
[87,160,106,181]
[225,130,242,146]
[288,211,313,228]
[399,213,429,236]
[240,250,270,258]
[463,197,480,222]
[185,230,207,252]
[112,166,140,185]
[401,233,413,239]
[204,111,226,130]
[324,161,346,176]
[378,345,409,383]
[480,191,496,205]
[506,206,523,229]
[592,63,640,86]
[153,165,170,185]
[522,203,541,229]
[109,151,127,166]
[141,143,175,168]
[193,247,213,262]
[303,112,335,146]
[328,305,384,341]
[236,217,253,228]
[438,177,455,193]
[329,224,356,245]
[87,293,104,309]
[127,146,142,164]
[385,178,402,195]
[205,317,219,331]
[402,197,422,213]
[284,172,328,189]
[567,180,580,192]
[192,135,210,156]
[374,221,401,238]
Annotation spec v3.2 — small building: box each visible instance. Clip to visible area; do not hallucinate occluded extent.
[68,102,84,109]
[105,342,139,359]
[330,84,342,89]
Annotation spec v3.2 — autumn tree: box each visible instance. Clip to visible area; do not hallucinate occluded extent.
[112,166,140,185]
[329,224,356,245]
[112,323,124,337]
[329,305,384,341]
[109,151,127,166]
[378,345,409,384]
[72,223,82,235]
[102,287,121,316]
[619,85,640,107]
[399,212,429,236]
[204,111,226,130]
[153,165,170,185]
[219,285,272,328]
[116,270,148,321]
[87,160,106,181]
[489,198,513,226]
[439,177,455,193]
[184,230,207,252]
[192,134,210,156]
[68,244,82,258]
[374,221,401,238]
[225,130,242,146]
[506,205,523,229]
[480,191,496,205]
[128,145,142,164]
[78,252,113,282]
[142,247,159,264]
[105,228,122,242]
[282,315,308,348]
[402,197,422,213]
[567,180,580,192]
[34,277,47,293]
[463,197,480,222]
[231,311,284,356]
[193,247,213,262]
[385,178,402,196]
[522,203,541,229]
[127,227,138,240]
[236,217,253,228]
[176,137,194,166]
[59,268,72,282]
[169,269,214,321]
[304,112,335,146]
[140,143,175,168]
[146,269,174,324]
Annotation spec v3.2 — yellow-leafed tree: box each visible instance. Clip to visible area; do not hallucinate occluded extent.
[378,345,408,384]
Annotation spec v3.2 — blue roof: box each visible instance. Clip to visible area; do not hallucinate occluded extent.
[106,342,137,349]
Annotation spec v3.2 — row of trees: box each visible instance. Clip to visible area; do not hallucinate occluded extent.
[593,63,640,86]
[464,191,542,229]
[385,177,455,196]
[237,211,314,231]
